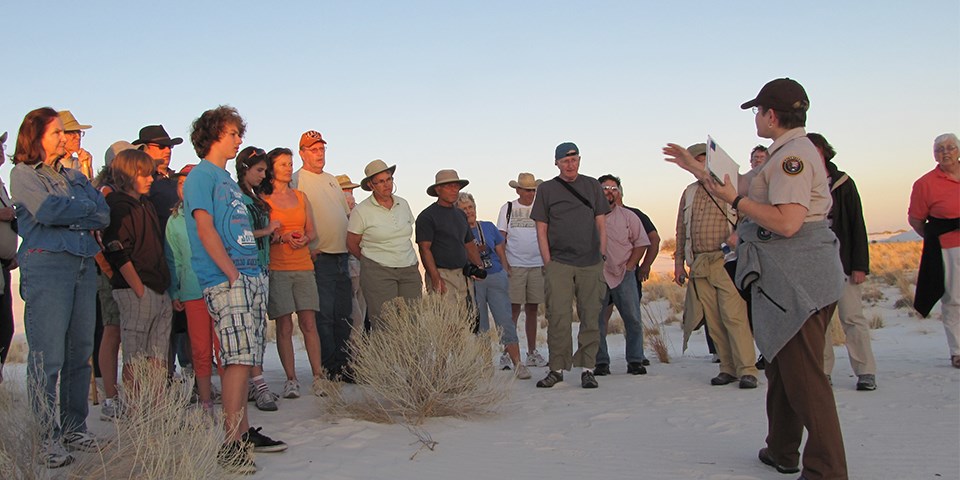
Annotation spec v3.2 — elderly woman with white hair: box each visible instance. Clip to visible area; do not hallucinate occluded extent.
[456,192,531,379]
[909,132,960,369]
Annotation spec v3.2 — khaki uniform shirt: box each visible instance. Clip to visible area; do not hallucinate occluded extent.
[748,127,832,220]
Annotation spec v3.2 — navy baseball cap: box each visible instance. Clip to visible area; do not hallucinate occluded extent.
[555,142,579,160]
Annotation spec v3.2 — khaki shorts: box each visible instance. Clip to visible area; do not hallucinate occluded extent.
[113,288,172,363]
[268,270,320,319]
[509,266,545,305]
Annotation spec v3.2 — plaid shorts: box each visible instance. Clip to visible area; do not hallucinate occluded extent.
[203,273,267,367]
[113,287,173,363]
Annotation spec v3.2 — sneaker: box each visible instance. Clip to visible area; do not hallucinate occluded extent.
[710,372,737,386]
[242,426,288,453]
[593,363,611,376]
[39,438,74,469]
[516,364,532,380]
[755,355,767,370]
[581,370,599,389]
[525,350,548,367]
[856,374,877,391]
[282,380,301,399]
[498,352,513,371]
[739,374,758,389]
[62,431,99,453]
[536,370,563,388]
[711,353,720,363]
[627,362,648,375]
[758,447,800,474]
[254,387,279,412]
[218,441,257,475]
[641,358,651,366]
[100,397,120,422]
[210,383,222,404]
[248,382,256,402]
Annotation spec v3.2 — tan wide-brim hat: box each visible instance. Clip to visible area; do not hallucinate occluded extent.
[427,169,469,197]
[508,172,542,190]
[336,174,360,190]
[58,110,92,131]
[361,159,397,191]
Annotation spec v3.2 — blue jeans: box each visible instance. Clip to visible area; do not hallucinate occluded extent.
[20,250,97,437]
[597,272,646,365]
[313,253,353,376]
[474,270,518,345]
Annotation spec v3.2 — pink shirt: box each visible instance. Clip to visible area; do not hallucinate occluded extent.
[603,204,651,288]
[909,166,960,249]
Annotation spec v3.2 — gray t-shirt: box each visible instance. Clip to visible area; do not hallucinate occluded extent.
[531,175,610,266]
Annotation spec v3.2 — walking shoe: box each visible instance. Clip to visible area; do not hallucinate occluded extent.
[516,364,532,380]
[856,374,877,391]
[242,426,288,453]
[641,358,651,366]
[758,447,800,474]
[218,441,257,475]
[282,379,301,399]
[62,431,100,452]
[526,350,548,367]
[536,370,563,388]
[39,438,74,469]
[581,370,598,389]
[100,397,121,422]
[755,355,767,370]
[248,382,256,402]
[254,387,279,412]
[711,354,720,363]
[593,363,611,376]
[739,375,758,389]
[627,362,648,375]
[710,372,737,386]
[498,352,513,370]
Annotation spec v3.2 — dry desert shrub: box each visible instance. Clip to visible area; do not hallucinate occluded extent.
[72,359,231,480]
[664,314,680,325]
[5,337,28,364]
[321,294,511,425]
[870,241,921,285]
[869,313,885,329]
[643,273,685,313]
[0,367,55,480]
[641,305,672,363]
[861,285,884,304]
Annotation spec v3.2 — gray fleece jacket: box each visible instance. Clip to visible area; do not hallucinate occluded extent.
[734,219,844,360]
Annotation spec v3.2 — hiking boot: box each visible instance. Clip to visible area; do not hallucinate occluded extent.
[710,372,737,386]
[526,350,548,367]
[242,426,288,453]
[856,374,877,391]
[758,447,800,474]
[39,438,74,469]
[282,379,301,399]
[218,441,257,475]
[498,352,513,370]
[516,364,532,380]
[593,363,611,376]
[254,387,279,412]
[581,370,599,389]
[62,431,100,453]
[536,370,563,388]
[739,375,758,389]
[627,362,648,375]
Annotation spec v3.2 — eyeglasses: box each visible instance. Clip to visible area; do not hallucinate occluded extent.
[371,176,394,187]
[602,185,619,192]
[149,143,173,151]
[751,107,759,114]
[935,145,958,154]
[66,130,84,138]
[303,145,326,155]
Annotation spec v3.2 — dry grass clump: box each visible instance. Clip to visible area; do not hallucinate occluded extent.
[641,305,672,363]
[869,313,885,329]
[643,273,685,313]
[861,285,884,304]
[321,294,511,425]
[72,359,231,479]
[5,337,28,364]
[664,314,680,325]
[0,368,53,480]
[870,241,921,282]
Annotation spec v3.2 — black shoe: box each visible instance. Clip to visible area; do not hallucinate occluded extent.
[641,358,651,366]
[739,374,758,389]
[218,441,257,474]
[755,355,766,370]
[627,362,648,375]
[242,427,288,453]
[581,371,598,389]
[758,447,800,474]
[710,372,737,386]
[856,374,877,391]
[536,371,563,388]
[593,363,611,376]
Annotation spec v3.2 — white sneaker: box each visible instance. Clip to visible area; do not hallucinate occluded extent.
[526,350,548,367]
[516,364,532,380]
[39,438,74,468]
[498,352,513,370]
[282,379,301,399]
[62,431,100,453]
[100,397,120,422]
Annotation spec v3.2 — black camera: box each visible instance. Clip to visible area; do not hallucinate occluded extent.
[462,263,487,279]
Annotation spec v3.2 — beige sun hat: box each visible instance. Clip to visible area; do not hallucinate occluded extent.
[427,169,469,197]
[58,110,92,131]
[360,159,397,191]
[508,172,542,190]
[336,174,360,190]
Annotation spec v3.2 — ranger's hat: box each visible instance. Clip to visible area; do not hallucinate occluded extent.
[740,77,809,112]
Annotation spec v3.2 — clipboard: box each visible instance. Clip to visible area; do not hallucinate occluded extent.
[706,135,740,186]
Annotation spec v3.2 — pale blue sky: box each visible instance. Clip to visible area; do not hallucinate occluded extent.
[2,1,957,235]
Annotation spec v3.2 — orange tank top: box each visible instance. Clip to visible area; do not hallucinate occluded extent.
[265,190,314,271]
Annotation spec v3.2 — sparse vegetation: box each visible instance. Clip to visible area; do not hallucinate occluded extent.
[869,313,885,329]
[870,242,921,286]
[642,305,672,363]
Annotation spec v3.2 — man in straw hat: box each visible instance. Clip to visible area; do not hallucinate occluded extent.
[416,169,483,303]
[57,110,94,178]
[531,142,610,389]
[497,172,548,367]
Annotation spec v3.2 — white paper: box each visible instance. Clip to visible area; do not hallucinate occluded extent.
[706,135,740,186]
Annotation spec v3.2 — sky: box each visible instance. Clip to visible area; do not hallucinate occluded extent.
[2,1,958,237]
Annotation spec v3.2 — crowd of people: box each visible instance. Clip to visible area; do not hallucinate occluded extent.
[0,77,956,478]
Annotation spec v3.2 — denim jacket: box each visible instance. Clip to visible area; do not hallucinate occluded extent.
[11,162,110,258]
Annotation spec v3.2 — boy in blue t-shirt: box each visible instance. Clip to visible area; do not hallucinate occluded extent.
[182,106,285,473]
